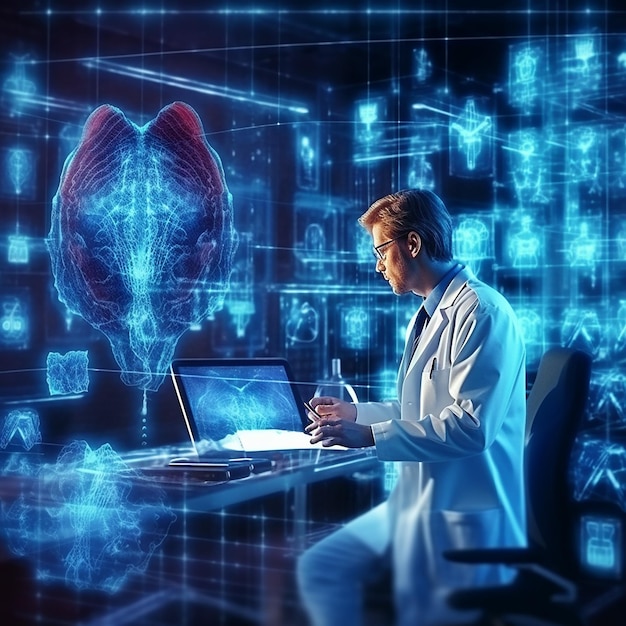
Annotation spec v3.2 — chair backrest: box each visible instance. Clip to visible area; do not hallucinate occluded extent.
[524,347,592,571]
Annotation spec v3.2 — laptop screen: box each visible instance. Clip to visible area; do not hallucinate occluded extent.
[170,358,309,450]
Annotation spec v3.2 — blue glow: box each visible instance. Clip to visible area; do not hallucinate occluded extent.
[2,54,36,116]
[340,305,369,351]
[3,441,176,592]
[0,408,41,450]
[46,350,89,396]
[48,102,236,391]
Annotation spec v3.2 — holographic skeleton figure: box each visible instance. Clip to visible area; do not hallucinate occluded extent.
[48,102,236,392]
[450,98,492,172]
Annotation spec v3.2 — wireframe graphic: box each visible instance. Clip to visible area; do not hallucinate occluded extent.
[508,42,544,113]
[47,102,236,391]
[0,408,41,450]
[449,97,493,177]
[46,350,89,395]
[571,436,626,512]
[8,234,29,264]
[507,128,549,205]
[3,440,176,593]
[587,368,626,425]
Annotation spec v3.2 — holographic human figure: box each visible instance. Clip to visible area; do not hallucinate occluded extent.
[570,126,602,193]
[450,98,492,174]
[6,148,33,195]
[48,102,236,392]
[3,440,176,593]
[508,43,545,113]
[568,221,598,286]
[509,129,548,204]
[46,350,89,395]
[0,408,41,450]
[452,217,490,275]
[508,214,541,268]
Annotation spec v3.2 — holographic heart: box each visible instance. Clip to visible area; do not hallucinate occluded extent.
[48,102,236,391]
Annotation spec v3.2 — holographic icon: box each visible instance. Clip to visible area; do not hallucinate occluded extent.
[46,350,89,396]
[561,308,602,358]
[509,43,542,112]
[341,306,369,351]
[508,214,541,268]
[449,98,493,176]
[0,408,41,450]
[296,124,319,191]
[408,154,435,190]
[452,217,490,275]
[571,437,626,512]
[508,129,549,204]
[413,48,433,83]
[286,300,319,344]
[588,368,626,425]
[581,516,621,577]
[355,97,385,145]
[5,148,33,196]
[8,234,29,264]
[0,293,29,349]
[48,102,236,392]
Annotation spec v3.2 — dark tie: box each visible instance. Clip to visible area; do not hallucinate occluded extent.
[408,306,430,362]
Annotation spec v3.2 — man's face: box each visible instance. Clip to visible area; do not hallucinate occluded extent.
[371,223,412,295]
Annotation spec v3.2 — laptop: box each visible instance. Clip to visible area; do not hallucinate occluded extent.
[169,356,351,464]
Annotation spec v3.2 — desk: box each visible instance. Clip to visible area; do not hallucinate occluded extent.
[124,444,381,550]
[0,443,382,625]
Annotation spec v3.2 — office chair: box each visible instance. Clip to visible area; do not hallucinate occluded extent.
[444,347,593,625]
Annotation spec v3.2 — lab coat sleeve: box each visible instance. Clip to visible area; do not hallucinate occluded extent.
[355,400,401,425]
[371,300,525,463]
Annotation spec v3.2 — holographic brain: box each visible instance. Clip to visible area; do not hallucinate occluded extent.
[48,102,236,391]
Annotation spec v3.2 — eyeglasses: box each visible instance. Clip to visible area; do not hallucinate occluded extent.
[372,234,407,261]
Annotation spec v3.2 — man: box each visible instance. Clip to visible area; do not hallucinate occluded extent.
[297,189,527,626]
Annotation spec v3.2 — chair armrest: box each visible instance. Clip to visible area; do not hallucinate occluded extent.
[442,547,541,565]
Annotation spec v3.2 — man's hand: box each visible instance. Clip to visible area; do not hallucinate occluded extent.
[304,396,374,448]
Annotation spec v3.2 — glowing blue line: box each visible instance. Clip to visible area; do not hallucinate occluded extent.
[412,103,456,118]
[83,59,309,115]
[5,89,92,114]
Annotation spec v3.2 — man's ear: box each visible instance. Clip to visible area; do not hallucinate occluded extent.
[406,231,421,257]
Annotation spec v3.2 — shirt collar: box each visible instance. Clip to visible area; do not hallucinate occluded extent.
[421,263,464,318]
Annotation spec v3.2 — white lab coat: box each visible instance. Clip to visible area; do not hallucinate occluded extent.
[356,266,527,625]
